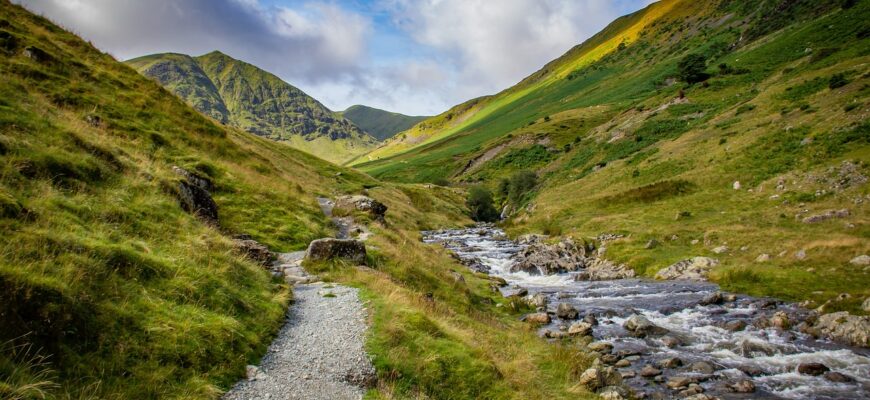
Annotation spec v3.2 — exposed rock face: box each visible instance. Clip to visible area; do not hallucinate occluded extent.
[510,238,587,275]
[335,195,388,222]
[577,258,636,281]
[802,209,850,224]
[232,237,274,266]
[172,166,219,226]
[623,314,669,337]
[305,239,367,264]
[810,311,870,348]
[654,257,719,281]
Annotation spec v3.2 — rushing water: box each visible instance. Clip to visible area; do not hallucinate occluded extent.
[422,226,870,400]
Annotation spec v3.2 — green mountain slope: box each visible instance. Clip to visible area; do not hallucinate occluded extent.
[340,104,427,141]
[0,2,610,399]
[357,0,870,310]
[127,51,375,164]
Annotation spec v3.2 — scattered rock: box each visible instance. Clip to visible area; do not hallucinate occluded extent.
[232,237,274,266]
[599,386,630,400]
[524,312,551,324]
[802,209,850,224]
[733,181,741,190]
[334,195,388,222]
[658,357,683,369]
[666,376,697,390]
[770,311,790,329]
[724,320,747,332]
[850,255,870,266]
[725,379,755,393]
[556,302,579,319]
[811,311,870,347]
[568,322,593,336]
[511,237,587,275]
[588,341,614,354]
[699,292,724,306]
[624,314,669,337]
[23,45,53,63]
[526,293,548,309]
[660,335,681,348]
[712,246,729,254]
[795,249,807,260]
[655,257,720,281]
[824,371,854,383]
[172,166,219,226]
[755,253,770,262]
[797,362,829,376]
[689,361,715,374]
[305,238,367,264]
[645,239,660,249]
[640,365,662,377]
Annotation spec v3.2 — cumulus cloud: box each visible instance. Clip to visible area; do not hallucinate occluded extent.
[14,0,650,115]
[16,0,371,82]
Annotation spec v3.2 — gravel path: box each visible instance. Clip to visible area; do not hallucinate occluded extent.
[223,253,375,400]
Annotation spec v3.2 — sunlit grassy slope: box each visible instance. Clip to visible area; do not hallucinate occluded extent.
[126,51,376,164]
[0,2,607,399]
[356,0,870,311]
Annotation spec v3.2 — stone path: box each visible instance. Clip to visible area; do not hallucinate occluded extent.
[223,252,375,400]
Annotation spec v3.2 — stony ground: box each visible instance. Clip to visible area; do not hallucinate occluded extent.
[223,252,375,400]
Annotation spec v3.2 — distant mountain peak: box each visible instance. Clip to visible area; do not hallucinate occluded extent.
[340,105,428,141]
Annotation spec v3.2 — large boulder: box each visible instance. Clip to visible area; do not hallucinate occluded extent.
[577,258,636,281]
[810,311,870,348]
[232,237,274,267]
[655,257,719,281]
[511,237,588,275]
[556,302,579,319]
[335,195,387,222]
[623,314,669,338]
[305,238,367,264]
[578,367,621,391]
[172,166,218,226]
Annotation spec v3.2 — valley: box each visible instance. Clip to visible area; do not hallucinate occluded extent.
[1,0,869,399]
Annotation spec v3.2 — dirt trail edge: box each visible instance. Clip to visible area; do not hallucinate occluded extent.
[223,250,376,400]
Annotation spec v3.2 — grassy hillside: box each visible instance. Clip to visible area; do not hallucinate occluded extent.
[356,0,870,311]
[0,2,604,399]
[340,105,427,142]
[127,51,375,164]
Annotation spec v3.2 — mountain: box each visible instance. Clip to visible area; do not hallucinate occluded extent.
[356,0,870,311]
[126,51,375,164]
[0,2,606,399]
[340,104,427,141]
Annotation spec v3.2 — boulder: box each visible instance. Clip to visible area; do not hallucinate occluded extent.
[232,237,273,266]
[644,239,660,249]
[526,293,548,309]
[580,258,636,280]
[524,312,551,324]
[568,322,593,336]
[304,238,367,264]
[640,365,662,377]
[556,302,579,319]
[688,361,715,374]
[624,314,669,337]
[796,363,829,376]
[658,357,683,369]
[699,292,723,306]
[510,237,587,275]
[578,367,620,391]
[655,257,719,281]
[588,341,613,354]
[824,371,854,383]
[850,255,870,266]
[172,166,213,191]
[724,320,747,332]
[755,253,770,262]
[811,312,870,347]
[335,195,387,222]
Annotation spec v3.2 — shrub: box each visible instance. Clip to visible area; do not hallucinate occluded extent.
[507,170,537,205]
[829,73,849,89]
[678,53,709,84]
[466,186,499,222]
[432,178,450,187]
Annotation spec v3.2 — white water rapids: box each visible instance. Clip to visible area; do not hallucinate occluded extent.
[423,226,870,400]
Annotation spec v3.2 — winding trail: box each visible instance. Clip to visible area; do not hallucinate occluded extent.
[223,199,376,399]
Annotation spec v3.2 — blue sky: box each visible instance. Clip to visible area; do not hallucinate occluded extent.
[18,0,654,115]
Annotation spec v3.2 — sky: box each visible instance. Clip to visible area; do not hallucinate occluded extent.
[16,0,654,116]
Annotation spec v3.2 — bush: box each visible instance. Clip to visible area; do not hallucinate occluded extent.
[678,53,709,84]
[829,73,849,89]
[507,170,537,205]
[432,178,450,187]
[466,186,499,222]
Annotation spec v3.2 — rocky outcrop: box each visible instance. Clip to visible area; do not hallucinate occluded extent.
[654,257,719,281]
[232,236,274,266]
[510,238,587,275]
[809,311,870,348]
[335,195,387,222]
[172,166,219,226]
[623,314,669,337]
[575,258,636,281]
[801,209,850,224]
[305,239,367,264]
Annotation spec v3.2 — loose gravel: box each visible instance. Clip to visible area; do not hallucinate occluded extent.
[223,253,375,400]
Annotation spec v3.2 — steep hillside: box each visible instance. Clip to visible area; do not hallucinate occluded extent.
[127,51,375,164]
[340,104,427,141]
[356,0,870,310]
[0,2,607,399]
